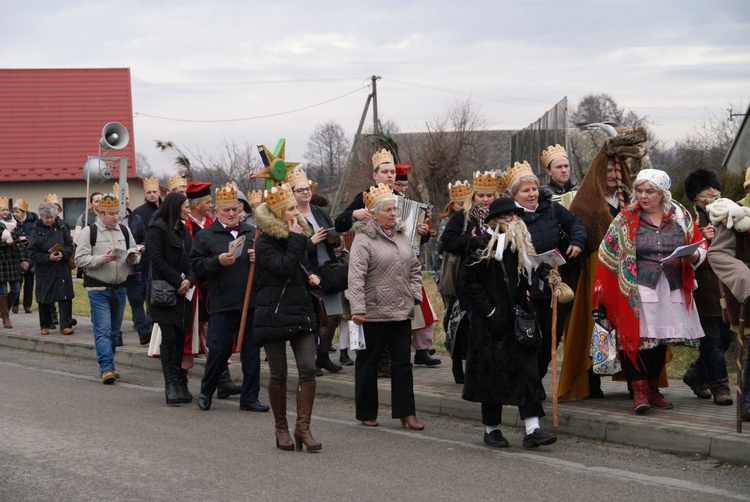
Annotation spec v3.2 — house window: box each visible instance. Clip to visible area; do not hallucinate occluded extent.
[63,197,86,229]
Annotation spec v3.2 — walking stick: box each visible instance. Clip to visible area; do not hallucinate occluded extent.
[550,263,559,428]
[738,301,746,434]
[237,228,260,352]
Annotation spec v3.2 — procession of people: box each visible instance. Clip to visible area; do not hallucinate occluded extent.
[2,131,749,454]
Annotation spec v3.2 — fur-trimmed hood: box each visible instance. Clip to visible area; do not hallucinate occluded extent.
[254,203,312,240]
[353,219,406,239]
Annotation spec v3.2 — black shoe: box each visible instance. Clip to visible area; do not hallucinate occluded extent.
[377,363,391,378]
[116,333,123,347]
[239,401,270,412]
[197,393,212,411]
[742,408,750,422]
[428,348,436,355]
[339,350,354,366]
[138,331,151,345]
[70,318,77,326]
[49,323,57,330]
[11,305,18,314]
[24,307,32,314]
[484,430,509,448]
[522,429,557,449]
[217,382,242,399]
[414,349,441,366]
[315,367,324,377]
[329,344,337,352]
[316,353,343,373]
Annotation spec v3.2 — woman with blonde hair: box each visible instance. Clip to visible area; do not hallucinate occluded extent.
[253,183,322,451]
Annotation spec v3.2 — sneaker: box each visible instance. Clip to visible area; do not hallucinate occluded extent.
[101,371,116,385]
[522,428,557,449]
[713,388,733,406]
[483,430,509,448]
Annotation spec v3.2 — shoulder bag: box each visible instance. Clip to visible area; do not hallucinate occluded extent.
[438,214,469,298]
[499,260,542,348]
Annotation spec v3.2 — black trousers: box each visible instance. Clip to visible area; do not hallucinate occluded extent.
[38,300,72,330]
[481,400,544,427]
[17,271,34,309]
[355,319,415,421]
[533,297,569,381]
[200,310,261,405]
[622,345,667,382]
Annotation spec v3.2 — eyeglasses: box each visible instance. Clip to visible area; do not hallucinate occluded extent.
[502,213,520,221]
[294,187,312,194]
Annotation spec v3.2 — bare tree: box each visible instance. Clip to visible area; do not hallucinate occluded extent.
[135,152,154,178]
[304,121,351,194]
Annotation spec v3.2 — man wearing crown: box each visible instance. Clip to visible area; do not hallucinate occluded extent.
[540,144,578,209]
[134,176,163,337]
[74,194,141,384]
[167,173,188,195]
[189,182,268,412]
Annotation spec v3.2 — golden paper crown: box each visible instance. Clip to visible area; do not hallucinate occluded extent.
[285,168,309,188]
[12,198,28,212]
[541,144,568,167]
[264,183,296,212]
[448,180,471,203]
[472,171,501,194]
[0,197,9,209]
[43,193,61,209]
[167,173,187,192]
[362,183,394,210]
[215,182,238,207]
[247,189,263,206]
[113,181,130,197]
[99,193,120,211]
[142,176,160,192]
[310,181,318,193]
[371,149,394,171]
[502,161,535,190]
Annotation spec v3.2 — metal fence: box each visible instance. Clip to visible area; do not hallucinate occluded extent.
[510,97,569,182]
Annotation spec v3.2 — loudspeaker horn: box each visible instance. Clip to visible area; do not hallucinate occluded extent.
[83,158,113,184]
[99,122,130,150]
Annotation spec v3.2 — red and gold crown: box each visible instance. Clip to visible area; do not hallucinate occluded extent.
[541,144,567,167]
[167,173,187,192]
[12,198,28,212]
[142,176,160,192]
[0,197,9,209]
[247,189,263,207]
[371,149,394,171]
[448,180,471,203]
[215,182,238,207]
[99,193,120,212]
[503,161,534,190]
[472,171,501,194]
[43,193,62,210]
[265,183,296,212]
[112,181,129,197]
[362,183,394,210]
[285,168,309,189]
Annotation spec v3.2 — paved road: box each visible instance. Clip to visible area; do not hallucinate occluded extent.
[0,348,748,502]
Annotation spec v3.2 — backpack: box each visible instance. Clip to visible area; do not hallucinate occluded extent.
[89,223,131,249]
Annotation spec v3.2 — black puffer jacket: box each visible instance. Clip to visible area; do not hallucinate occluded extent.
[27,218,75,304]
[147,218,194,330]
[252,204,317,346]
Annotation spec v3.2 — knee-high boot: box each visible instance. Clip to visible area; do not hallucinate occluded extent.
[0,296,12,329]
[268,385,294,451]
[160,344,183,405]
[294,381,321,452]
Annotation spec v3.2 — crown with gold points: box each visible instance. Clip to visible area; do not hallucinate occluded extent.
[167,173,187,192]
[0,197,9,209]
[371,149,394,171]
[362,183,395,210]
[503,161,535,190]
[310,181,318,193]
[215,182,238,208]
[98,193,120,212]
[264,183,296,212]
[448,180,471,203]
[112,181,129,197]
[472,171,501,194]
[12,198,28,212]
[247,189,263,207]
[142,176,160,192]
[285,168,309,189]
[541,144,568,168]
[43,193,62,210]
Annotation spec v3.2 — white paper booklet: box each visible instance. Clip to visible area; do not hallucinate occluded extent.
[228,235,246,259]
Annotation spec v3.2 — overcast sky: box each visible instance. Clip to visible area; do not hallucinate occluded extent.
[3,0,749,175]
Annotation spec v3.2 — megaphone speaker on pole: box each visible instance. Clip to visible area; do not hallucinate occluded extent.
[82,157,112,184]
[99,122,130,150]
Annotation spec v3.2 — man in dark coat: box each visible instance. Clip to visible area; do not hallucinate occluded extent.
[133,176,162,331]
[188,182,268,412]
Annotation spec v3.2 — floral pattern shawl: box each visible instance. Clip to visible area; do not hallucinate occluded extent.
[593,200,704,364]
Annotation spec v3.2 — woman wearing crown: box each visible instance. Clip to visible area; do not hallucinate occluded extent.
[348,183,425,430]
[505,161,587,389]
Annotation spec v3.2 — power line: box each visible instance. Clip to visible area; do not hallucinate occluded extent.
[133,76,367,87]
[134,85,368,123]
[383,76,551,104]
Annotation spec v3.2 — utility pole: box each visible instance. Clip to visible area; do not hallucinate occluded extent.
[372,75,380,134]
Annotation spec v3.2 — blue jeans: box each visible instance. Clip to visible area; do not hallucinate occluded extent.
[88,288,127,373]
[0,281,20,296]
[686,316,733,393]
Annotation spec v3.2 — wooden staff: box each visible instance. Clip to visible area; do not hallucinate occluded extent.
[237,228,260,352]
[550,263,560,428]
[738,301,746,434]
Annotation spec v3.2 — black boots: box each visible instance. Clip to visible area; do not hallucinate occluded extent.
[217,368,242,399]
[414,349,441,366]
[316,352,342,373]
[339,349,354,366]
[177,368,192,402]
[160,344,190,405]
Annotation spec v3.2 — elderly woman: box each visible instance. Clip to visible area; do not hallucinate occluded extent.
[26,202,75,335]
[505,161,587,384]
[461,197,556,449]
[439,172,501,384]
[288,169,345,374]
[349,183,424,430]
[595,169,706,414]
[253,183,321,452]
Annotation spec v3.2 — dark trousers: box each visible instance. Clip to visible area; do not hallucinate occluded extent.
[686,316,732,393]
[159,323,186,376]
[39,300,72,330]
[355,319,415,421]
[481,400,544,427]
[533,297,569,381]
[200,310,261,405]
[16,271,34,309]
[126,274,149,336]
[265,332,317,386]
[622,345,667,382]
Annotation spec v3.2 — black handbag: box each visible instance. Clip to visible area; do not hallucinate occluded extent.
[318,261,348,294]
[499,261,541,348]
[151,279,176,307]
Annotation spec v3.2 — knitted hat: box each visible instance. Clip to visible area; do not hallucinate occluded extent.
[684,168,721,202]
